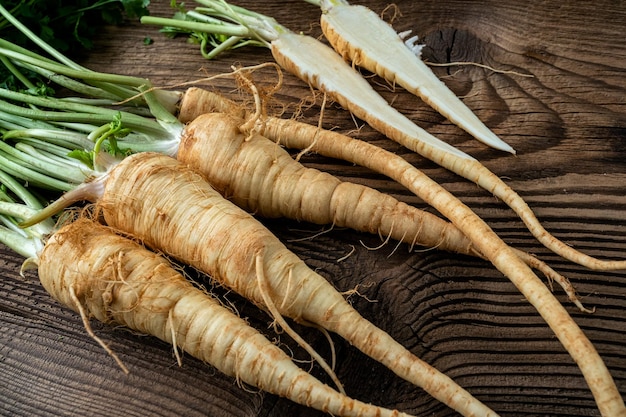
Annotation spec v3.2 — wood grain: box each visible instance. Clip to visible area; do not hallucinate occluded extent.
[1,1,625,416]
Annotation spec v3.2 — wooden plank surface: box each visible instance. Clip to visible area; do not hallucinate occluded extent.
[1,1,625,416]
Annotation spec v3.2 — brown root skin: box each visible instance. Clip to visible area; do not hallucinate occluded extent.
[95,151,498,417]
[254,252,345,395]
[38,217,413,417]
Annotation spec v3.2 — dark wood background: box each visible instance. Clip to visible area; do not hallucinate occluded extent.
[1,1,625,416]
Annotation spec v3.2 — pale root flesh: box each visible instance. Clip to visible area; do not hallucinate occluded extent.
[267,34,626,273]
[178,88,625,416]
[319,1,514,154]
[95,152,499,417]
[271,33,472,162]
[39,218,412,417]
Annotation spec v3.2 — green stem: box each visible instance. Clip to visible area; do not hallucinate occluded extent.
[0,223,41,259]
[0,38,61,71]
[16,142,93,181]
[0,12,145,102]
[3,128,94,150]
[16,139,88,165]
[0,170,54,259]
[0,93,169,138]
[196,0,287,40]
[0,55,36,89]
[141,0,290,55]
[19,178,106,228]
[16,61,126,101]
[0,169,44,210]
[0,38,149,102]
[0,141,91,183]
[0,152,76,191]
[0,202,39,225]
[141,15,252,38]
[0,45,149,87]
[0,111,58,131]
[0,3,82,71]
[203,34,242,59]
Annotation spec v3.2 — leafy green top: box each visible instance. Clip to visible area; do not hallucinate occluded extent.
[0,0,150,52]
[0,0,150,90]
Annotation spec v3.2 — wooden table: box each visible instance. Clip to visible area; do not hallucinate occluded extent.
[1,1,625,416]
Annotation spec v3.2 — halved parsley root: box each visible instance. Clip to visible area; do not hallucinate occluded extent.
[309,0,513,152]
